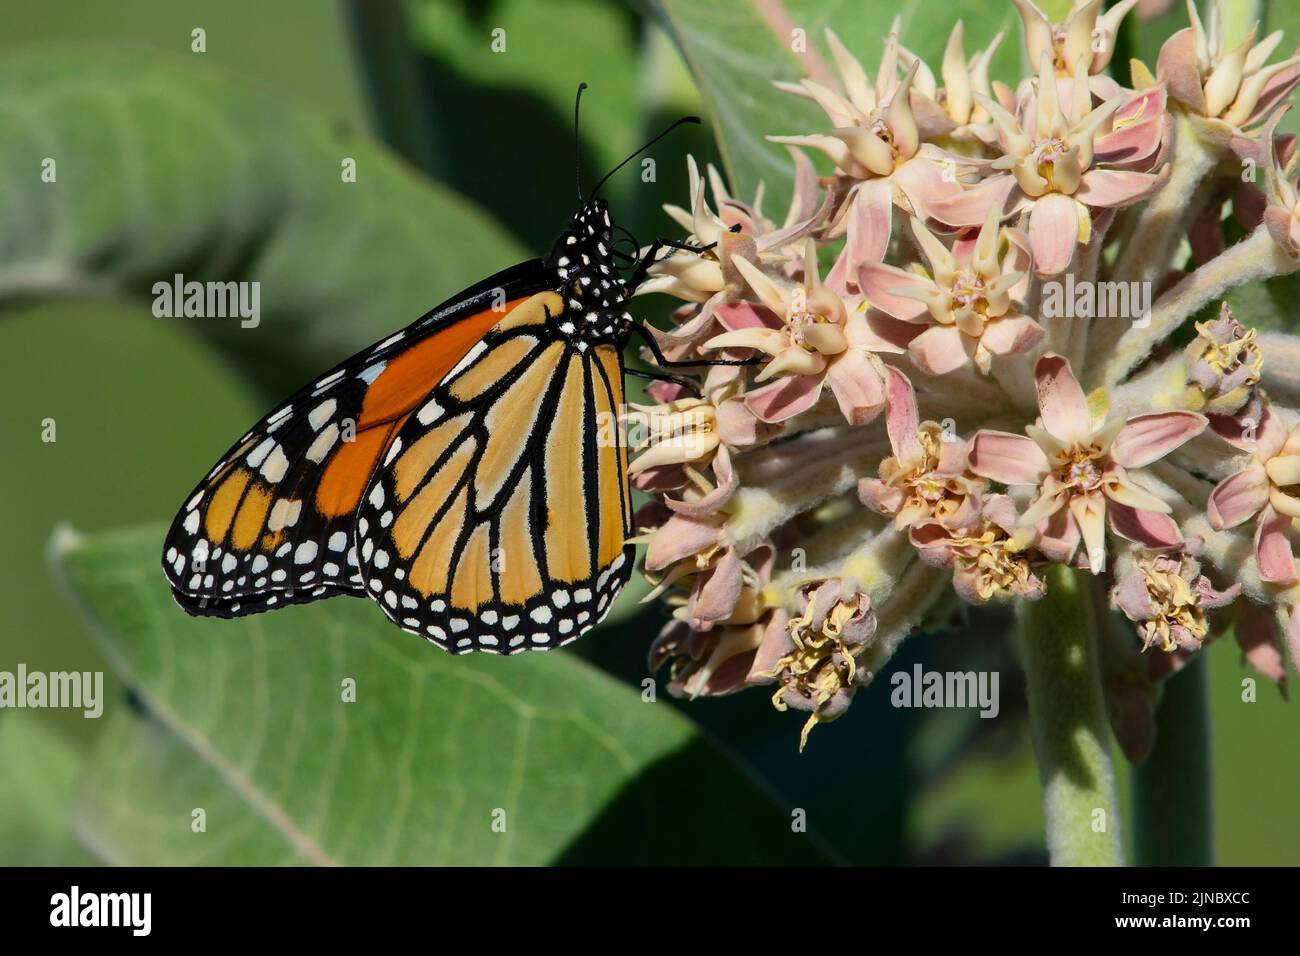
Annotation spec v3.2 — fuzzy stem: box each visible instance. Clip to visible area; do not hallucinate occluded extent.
[1110,114,1223,289]
[1019,565,1126,866]
[1133,652,1214,866]
[1095,226,1299,390]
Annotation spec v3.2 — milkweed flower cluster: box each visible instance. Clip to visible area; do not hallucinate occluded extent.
[631,0,1300,749]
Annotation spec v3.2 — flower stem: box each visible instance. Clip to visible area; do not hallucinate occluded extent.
[1094,226,1298,390]
[1132,652,1214,866]
[1110,114,1222,289]
[1019,565,1126,866]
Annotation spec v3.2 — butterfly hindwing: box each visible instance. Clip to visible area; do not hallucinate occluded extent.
[355,290,635,654]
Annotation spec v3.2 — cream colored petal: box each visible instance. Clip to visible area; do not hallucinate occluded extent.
[1069,97,1123,168]
[803,322,849,355]
[942,21,972,124]
[757,347,826,382]
[825,28,876,114]
[834,127,896,176]
[973,92,1032,156]
[909,217,957,285]
[1036,52,1063,138]
[973,203,1003,277]
[1105,473,1172,513]
[886,61,921,159]
[1269,486,1300,519]
[1265,453,1300,487]
[1204,26,1256,117]
[731,255,788,314]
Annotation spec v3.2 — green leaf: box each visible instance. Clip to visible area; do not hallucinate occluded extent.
[401,0,644,250]
[0,713,96,865]
[650,0,825,215]
[0,50,528,395]
[54,525,830,865]
[649,0,1023,214]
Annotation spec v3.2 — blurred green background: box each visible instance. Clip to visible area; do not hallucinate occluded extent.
[0,0,1296,866]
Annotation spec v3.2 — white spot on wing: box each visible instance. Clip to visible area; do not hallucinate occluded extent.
[308,399,337,430]
[416,398,443,426]
[261,446,289,483]
[306,423,339,464]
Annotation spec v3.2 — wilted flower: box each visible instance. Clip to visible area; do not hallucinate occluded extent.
[649,545,781,698]
[1184,303,1263,413]
[1111,544,1240,652]
[748,578,877,749]
[859,366,985,529]
[912,494,1047,603]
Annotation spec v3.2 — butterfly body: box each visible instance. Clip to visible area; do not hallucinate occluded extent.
[163,198,637,654]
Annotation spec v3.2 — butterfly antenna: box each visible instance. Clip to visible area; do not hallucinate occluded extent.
[574,82,589,204]
[588,115,701,202]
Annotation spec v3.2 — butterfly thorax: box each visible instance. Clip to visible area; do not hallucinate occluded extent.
[545,198,633,350]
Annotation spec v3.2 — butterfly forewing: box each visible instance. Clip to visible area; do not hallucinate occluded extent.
[355,291,635,654]
[161,264,550,616]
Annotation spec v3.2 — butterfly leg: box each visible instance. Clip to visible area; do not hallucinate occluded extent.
[630,321,761,370]
[624,365,701,397]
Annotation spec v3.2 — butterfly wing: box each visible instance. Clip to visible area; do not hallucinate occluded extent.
[355,289,635,654]
[162,260,552,617]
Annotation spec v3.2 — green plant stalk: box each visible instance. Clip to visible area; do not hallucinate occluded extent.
[1019,565,1125,866]
[1132,652,1214,866]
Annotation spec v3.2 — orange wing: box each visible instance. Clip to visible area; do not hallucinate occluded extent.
[355,291,634,653]
[163,293,538,618]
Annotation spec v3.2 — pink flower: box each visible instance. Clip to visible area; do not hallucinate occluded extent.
[770,33,961,274]
[1206,402,1300,583]
[640,154,825,304]
[932,56,1169,275]
[858,366,985,529]
[647,546,781,699]
[968,353,1206,571]
[641,508,759,631]
[858,207,1041,374]
[1013,0,1141,82]
[704,240,887,425]
[1157,0,1300,132]
[892,21,1007,144]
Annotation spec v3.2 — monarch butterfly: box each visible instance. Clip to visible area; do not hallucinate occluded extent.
[162,91,721,654]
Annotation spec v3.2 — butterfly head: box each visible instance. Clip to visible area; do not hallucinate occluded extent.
[547,198,633,348]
